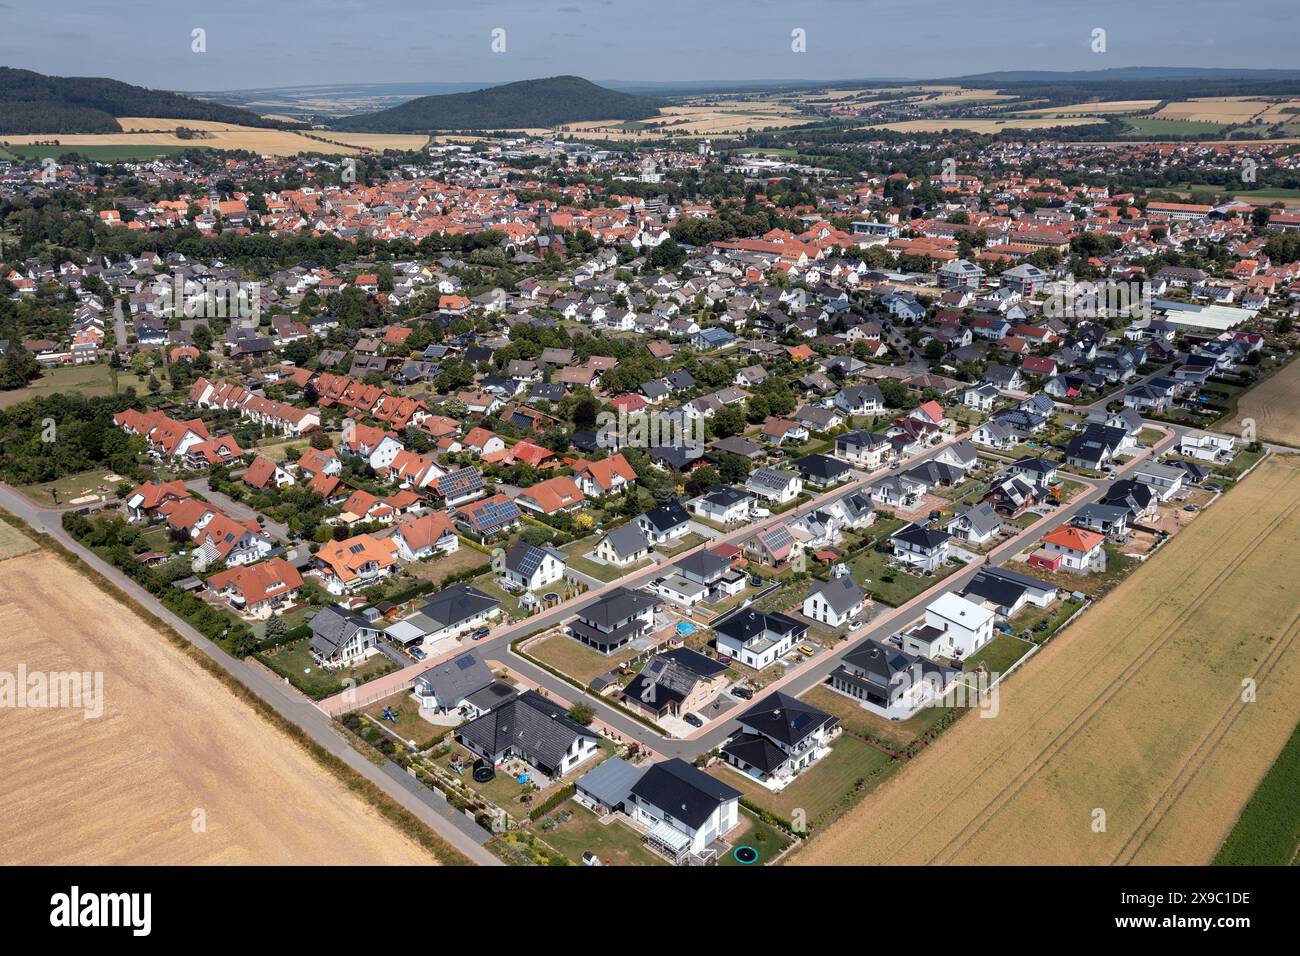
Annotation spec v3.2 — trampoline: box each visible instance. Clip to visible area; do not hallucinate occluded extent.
[472,765,496,784]
[731,845,759,865]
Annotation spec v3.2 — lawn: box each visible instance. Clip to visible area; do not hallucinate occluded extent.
[535,801,665,866]
[718,808,795,866]
[846,547,958,607]
[256,638,399,699]
[961,632,1034,675]
[1011,546,1138,599]
[799,684,958,751]
[526,631,619,685]
[566,551,652,582]
[0,364,149,409]
[655,531,708,557]
[359,689,450,749]
[711,736,898,832]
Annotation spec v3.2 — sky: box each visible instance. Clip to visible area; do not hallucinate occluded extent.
[0,0,1295,91]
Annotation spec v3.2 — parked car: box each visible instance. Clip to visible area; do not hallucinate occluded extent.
[471,627,491,641]
[683,713,704,728]
[410,647,427,661]
[732,686,753,700]
[1183,504,1199,512]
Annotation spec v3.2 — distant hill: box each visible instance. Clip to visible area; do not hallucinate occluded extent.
[0,67,291,135]
[331,75,662,132]
[947,67,1300,85]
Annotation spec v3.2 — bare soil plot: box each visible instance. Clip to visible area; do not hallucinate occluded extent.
[1153,98,1271,123]
[7,119,369,156]
[1224,356,1300,448]
[792,455,1300,865]
[0,550,436,864]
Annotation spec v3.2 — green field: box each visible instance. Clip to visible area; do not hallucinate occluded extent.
[0,363,150,409]
[1118,118,1230,137]
[535,801,665,866]
[1214,720,1300,866]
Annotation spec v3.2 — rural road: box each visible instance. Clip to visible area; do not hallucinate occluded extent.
[0,484,499,866]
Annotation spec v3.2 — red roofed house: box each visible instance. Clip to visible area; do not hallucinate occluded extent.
[207,557,303,618]
[125,479,191,522]
[243,455,295,490]
[570,453,637,497]
[1031,525,1105,573]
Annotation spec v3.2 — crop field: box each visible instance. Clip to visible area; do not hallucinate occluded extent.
[1213,720,1300,865]
[1152,97,1277,123]
[792,455,1300,865]
[1223,355,1300,447]
[0,520,37,562]
[866,116,1107,134]
[1016,99,1161,116]
[0,545,436,864]
[2,118,388,157]
[562,100,812,140]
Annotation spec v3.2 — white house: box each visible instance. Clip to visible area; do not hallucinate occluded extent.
[627,758,741,863]
[900,592,994,661]
[502,541,566,592]
[802,576,869,629]
[745,468,803,504]
[1179,432,1236,463]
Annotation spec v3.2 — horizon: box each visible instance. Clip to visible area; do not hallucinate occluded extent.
[0,0,1296,91]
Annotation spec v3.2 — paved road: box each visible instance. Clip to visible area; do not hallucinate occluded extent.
[112,298,127,349]
[185,476,292,543]
[0,485,499,866]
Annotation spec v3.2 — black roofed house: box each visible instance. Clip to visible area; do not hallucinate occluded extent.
[983,474,1042,518]
[794,453,853,488]
[412,651,499,715]
[623,647,728,721]
[673,549,747,603]
[961,566,1058,618]
[904,459,964,488]
[455,689,600,780]
[714,608,807,670]
[1103,479,1158,521]
[833,384,885,417]
[567,587,661,655]
[721,691,839,788]
[627,758,741,863]
[1065,424,1128,471]
[502,541,567,592]
[891,522,951,573]
[802,576,869,628]
[416,583,502,643]
[690,485,756,526]
[309,603,381,668]
[1007,455,1058,488]
[635,499,691,546]
[829,638,958,717]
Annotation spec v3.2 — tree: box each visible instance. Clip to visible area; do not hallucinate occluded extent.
[648,238,687,271]
[710,405,746,439]
[567,702,595,726]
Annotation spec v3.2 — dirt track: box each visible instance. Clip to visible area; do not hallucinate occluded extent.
[793,455,1300,865]
[0,550,436,865]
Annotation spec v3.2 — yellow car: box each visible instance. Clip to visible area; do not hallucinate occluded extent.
[797,645,815,657]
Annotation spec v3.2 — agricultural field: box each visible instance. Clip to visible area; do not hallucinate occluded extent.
[866,116,1107,134]
[1223,354,1300,447]
[0,544,437,864]
[561,99,813,140]
[1,118,407,157]
[1213,720,1300,865]
[0,519,37,562]
[792,455,1300,865]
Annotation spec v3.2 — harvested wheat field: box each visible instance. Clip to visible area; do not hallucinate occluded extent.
[794,454,1300,866]
[5,119,366,156]
[0,547,436,865]
[1225,357,1300,448]
[0,520,37,561]
[867,117,1106,134]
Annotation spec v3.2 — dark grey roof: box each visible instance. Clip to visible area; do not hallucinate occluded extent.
[891,523,951,550]
[629,758,741,829]
[807,576,867,616]
[413,651,493,707]
[641,499,690,534]
[795,453,853,483]
[456,690,595,774]
[674,548,732,582]
[602,522,650,559]
[576,586,660,629]
[419,583,500,628]
[309,604,374,659]
[734,691,837,747]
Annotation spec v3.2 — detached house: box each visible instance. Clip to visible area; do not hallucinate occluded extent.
[457,689,600,780]
[721,692,839,788]
[714,609,807,670]
[802,576,869,629]
[309,604,381,668]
